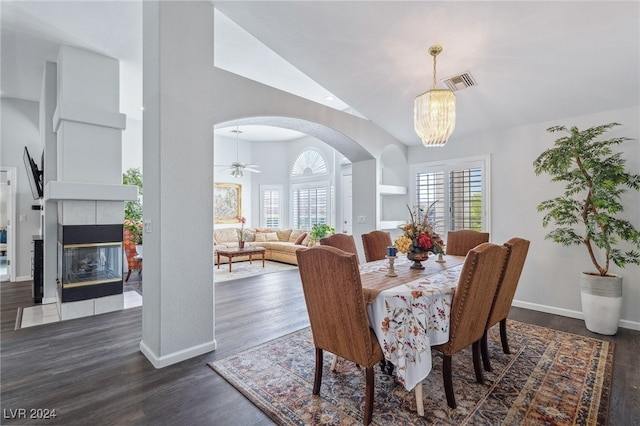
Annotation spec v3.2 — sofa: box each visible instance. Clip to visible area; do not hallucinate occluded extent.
[214,227,309,265]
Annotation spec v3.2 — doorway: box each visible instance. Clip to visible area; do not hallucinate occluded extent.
[1,167,17,282]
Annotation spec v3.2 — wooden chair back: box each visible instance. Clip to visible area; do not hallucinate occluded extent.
[487,237,530,328]
[296,245,384,424]
[319,233,360,264]
[445,230,490,256]
[361,230,393,262]
[444,242,508,355]
[296,245,381,366]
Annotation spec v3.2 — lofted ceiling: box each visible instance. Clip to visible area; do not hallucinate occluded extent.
[2,1,638,146]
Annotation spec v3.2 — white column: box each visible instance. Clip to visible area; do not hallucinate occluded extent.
[41,61,58,304]
[140,0,215,367]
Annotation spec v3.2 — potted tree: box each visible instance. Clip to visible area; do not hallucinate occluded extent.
[533,122,640,334]
[308,224,335,246]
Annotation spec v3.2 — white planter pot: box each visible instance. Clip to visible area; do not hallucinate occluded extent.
[135,244,143,257]
[580,272,622,335]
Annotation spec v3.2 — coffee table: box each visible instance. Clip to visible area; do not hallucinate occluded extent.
[216,246,266,273]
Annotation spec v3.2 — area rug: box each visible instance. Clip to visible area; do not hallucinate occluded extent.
[209,320,613,425]
[214,260,298,283]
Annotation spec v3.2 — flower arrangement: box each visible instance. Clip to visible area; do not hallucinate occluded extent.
[394,204,444,255]
[237,216,247,242]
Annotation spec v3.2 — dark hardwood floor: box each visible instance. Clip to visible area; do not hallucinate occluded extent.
[1,271,638,425]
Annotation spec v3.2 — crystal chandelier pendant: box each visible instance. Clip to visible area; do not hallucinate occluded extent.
[414,45,456,147]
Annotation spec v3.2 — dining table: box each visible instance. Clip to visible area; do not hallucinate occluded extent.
[359,254,466,416]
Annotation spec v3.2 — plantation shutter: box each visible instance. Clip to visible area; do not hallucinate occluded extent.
[449,167,483,230]
[414,158,488,234]
[292,185,328,230]
[260,187,281,228]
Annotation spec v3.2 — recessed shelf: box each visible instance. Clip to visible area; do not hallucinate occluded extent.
[379,184,407,195]
[379,220,405,230]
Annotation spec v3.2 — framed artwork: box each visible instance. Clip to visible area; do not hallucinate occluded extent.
[214,183,242,224]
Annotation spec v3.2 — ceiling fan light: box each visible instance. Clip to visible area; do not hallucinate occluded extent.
[231,168,243,178]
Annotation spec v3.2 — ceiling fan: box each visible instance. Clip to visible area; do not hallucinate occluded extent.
[215,126,261,178]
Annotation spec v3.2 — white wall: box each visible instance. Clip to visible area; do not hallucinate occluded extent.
[407,106,640,328]
[122,117,143,173]
[0,98,42,281]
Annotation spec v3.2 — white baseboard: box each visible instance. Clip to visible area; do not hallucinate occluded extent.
[139,339,217,369]
[512,299,640,332]
[14,275,32,282]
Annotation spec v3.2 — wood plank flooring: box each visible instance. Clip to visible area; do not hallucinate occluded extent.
[1,271,638,425]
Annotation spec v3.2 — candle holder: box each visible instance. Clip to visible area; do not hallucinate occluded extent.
[436,253,446,263]
[385,255,397,277]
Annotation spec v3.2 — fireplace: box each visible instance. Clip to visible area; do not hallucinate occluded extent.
[57,224,123,303]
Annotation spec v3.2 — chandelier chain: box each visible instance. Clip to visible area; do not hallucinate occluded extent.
[432,54,437,89]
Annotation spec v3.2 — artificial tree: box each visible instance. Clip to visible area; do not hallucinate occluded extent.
[533,122,640,334]
[533,122,640,275]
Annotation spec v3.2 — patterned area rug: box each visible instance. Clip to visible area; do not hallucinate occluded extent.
[214,260,298,283]
[209,320,613,425]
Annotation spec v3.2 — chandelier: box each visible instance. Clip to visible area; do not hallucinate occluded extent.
[414,45,456,147]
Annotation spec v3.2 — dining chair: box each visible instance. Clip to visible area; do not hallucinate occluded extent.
[445,229,490,256]
[361,230,393,262]
[431,242,508,409]
[319,233,360,264]
[296,245,384,425]
[481,237,530,372]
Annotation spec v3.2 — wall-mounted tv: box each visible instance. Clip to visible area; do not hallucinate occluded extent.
[23,146,43,200]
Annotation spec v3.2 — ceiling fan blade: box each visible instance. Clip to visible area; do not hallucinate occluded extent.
[244,168,261,173]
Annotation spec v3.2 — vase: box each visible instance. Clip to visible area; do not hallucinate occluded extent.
[407,250,428,269]
[239,241,245,249]
[580,272,622,335]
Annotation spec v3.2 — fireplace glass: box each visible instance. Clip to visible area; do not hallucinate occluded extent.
[61,243,122,288]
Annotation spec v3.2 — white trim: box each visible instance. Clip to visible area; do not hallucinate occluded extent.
[139,339,217,369]
[511,299,640,332]
[14,275,32,282]
[42,296,57,304]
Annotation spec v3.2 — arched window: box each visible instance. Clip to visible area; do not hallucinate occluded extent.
[291,149,330,230]
[291,149,327,177]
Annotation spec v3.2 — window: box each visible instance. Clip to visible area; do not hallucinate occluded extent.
[291,184,329,230]
[412,156,489,235]
[291,149,332,230]
[260,185,282,228]
[291,149,327,177]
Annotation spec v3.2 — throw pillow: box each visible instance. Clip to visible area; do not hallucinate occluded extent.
[276,229,292,242]
[289,229,305,242]
[255,233,267,242]
[301,233,311,246]
[294,232,307,245]
[266,232,279,242]
[244,231,255,242]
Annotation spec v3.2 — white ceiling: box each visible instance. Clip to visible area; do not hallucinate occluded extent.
[2,1,639,146]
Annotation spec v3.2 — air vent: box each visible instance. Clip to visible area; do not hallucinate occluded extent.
[442,72,477,92]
